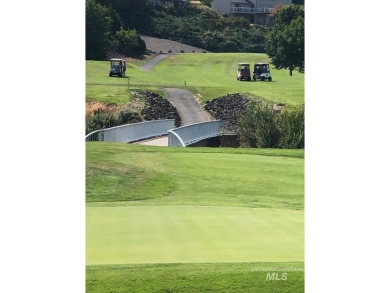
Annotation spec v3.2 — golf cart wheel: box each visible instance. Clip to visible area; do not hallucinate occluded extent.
[269,77,272,81]
[248,77,251,81]
[253,76,256,81]
[261,77,265,81]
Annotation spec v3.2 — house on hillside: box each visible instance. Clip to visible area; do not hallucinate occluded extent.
[211,0,292,25]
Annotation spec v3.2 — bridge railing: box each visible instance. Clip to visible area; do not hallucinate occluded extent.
[168,121,222,147]
[230,7,273,14]
[85,119,175,142]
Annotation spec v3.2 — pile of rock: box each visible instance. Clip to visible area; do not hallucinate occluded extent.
[204,93,249,131]
[141,91,181,127]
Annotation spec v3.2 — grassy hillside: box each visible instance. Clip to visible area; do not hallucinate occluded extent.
[86,53,304,106]
[86,143,304,209]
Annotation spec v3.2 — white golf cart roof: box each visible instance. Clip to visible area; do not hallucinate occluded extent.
[110,58,124,61]
[254,63,269,65]
[238,63,250,66]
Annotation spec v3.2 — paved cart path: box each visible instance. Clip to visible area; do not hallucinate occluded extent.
[137,136,168,146]
[140,54,172,71]
[163,88,211,126]
[138,88,211,146]
[139,54,211,145]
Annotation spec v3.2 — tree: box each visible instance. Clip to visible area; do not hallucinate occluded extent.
[292,0,304,5]
[86,0,112,60]
[113,27,146,56]
[199,0,213,6]
[220,40,239,52]
[269,4,283,18]
[265,4,304,76]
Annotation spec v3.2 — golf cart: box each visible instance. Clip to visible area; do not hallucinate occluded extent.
[237,63,251,81]
[253,63,272,81]
[109,58,126,77]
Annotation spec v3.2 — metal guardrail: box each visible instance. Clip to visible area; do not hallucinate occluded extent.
[85,119,175,142]
[168,121,222,147]
[255,7,273,13]
[231,7,273,14]
[231,7,253,14]
[85,129,103,142]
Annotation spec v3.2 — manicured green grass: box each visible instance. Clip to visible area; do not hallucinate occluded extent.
[86,143,304,209]
[86,60,132,106]
[85,143,304,290]
[86,262,304,293]
[86,205,303,264]
[85,84,131,106]
[86,53,304,106]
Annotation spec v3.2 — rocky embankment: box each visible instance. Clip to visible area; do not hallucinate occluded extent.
[204,93,249,131]
[141,91,181,127]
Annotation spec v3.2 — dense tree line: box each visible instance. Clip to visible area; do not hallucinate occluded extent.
[87,0,304,75]
[87,0,270,59]
[86,0,147,60]
[145,3,269,53]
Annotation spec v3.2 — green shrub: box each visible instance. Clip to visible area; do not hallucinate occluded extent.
[86,108,144,135]
[238,101,304,149]
[278,104,304,149]
[113,27,146,56]
[86,108,119,135]
[118,109,142,125]
[238,100,279,148]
